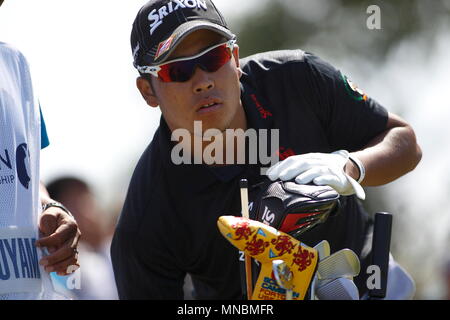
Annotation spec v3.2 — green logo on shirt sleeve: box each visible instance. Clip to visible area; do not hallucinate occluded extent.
[341,73,368,102]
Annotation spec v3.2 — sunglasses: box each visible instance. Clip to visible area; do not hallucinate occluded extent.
[137,39,236,83]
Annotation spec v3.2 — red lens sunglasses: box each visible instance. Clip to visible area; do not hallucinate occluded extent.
[137,39,236,83]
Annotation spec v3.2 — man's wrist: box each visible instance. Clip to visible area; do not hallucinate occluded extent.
[345,160,360,180]
[348,154,365,183]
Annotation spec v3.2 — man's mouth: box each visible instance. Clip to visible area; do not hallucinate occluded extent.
[196,98,223,114]
[200,102,218,109]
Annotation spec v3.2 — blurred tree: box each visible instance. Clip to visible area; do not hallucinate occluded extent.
[231,0,450,299]
[232,0,450,62]
[231,0,449,210]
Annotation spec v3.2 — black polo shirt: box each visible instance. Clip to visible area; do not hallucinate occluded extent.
[111,50,388,300]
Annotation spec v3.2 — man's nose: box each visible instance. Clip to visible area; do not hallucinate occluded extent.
[191,66,215,93]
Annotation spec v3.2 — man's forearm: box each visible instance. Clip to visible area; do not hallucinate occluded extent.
[346,113,422,186]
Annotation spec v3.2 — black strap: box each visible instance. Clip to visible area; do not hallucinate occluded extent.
[42,202,72,216]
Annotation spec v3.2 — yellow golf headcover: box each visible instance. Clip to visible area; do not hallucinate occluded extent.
[217,215,318,300]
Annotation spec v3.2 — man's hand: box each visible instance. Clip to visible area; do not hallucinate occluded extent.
[266,150,365,200]
[35,206,81,276]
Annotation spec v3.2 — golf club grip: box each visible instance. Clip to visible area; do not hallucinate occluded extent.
[369,212,392,299]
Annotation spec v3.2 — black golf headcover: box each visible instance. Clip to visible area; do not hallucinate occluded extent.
[249,179,340,240]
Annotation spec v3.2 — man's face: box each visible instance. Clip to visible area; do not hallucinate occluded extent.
[138,29,244,134]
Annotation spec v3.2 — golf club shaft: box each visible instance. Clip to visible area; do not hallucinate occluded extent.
[240,179,253,299]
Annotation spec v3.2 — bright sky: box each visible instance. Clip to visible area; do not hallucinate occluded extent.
[0,0,251,203]
[1,0,449,298]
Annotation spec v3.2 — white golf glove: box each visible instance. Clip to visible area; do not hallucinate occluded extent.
[266,150,365,200]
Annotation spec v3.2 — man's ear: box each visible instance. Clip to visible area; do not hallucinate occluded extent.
[232,45,242,78]
[136,77,159,108]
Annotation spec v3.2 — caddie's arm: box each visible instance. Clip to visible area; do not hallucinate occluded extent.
[345,112,422,186]
[36,182,81,276]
